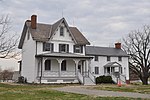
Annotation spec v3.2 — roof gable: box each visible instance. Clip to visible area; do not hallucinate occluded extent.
[18,17,90,49]
[50,18,77,43]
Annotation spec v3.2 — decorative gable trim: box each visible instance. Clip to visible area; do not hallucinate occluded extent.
[50,18,77,44]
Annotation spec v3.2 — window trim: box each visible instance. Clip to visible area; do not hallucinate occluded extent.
[74,45,83,53]
[95,67,99,74]
[118,56,122,61]
[94,56,98,61]
[60,26,64,36]
[45,59,51,71]
[43,43,54,52]
[59,44,69,53]
[107,56,111,61]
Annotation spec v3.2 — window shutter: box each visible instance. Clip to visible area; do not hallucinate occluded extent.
[81,46,83,53]
[59,44,61,52]
[43,43,45,51]
[73,45,76,53]
[51,43,54,52]
[67,44,69,52]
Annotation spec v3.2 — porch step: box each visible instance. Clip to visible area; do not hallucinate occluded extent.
[84,77,96,85]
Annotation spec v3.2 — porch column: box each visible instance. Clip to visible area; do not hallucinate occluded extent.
[110,67,112,74]
[85,60,89,77]
[73,59,80,77]
[57,59,63,77]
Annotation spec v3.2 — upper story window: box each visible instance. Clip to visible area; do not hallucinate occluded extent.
[59,44,69,53]
[60,27,64,36]
[61,60,66,71]
[94,56,98,61]
[74,45,83,53]
[107,56,111,61]
[45,59,51,70]
[43,43,54,52]
[118,57,122,61]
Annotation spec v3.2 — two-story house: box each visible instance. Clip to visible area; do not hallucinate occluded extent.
[86,44,129,84]
[18,15,95,85]
[18,15,129,85]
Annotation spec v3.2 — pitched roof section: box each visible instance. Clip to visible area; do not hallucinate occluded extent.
[70,27,90,45]
[18,18,90,49]
[85,46,128,57]
[51,18,64,37]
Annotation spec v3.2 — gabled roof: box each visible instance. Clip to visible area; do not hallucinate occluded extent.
[85,46,128,57]
[18,18,90,49]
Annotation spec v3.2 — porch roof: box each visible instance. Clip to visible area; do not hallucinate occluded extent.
[104,62,121,68]
[35,52,93,59]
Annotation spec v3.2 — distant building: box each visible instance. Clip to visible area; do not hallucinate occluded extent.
[18,15,129,85]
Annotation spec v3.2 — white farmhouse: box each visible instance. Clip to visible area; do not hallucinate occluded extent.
[18,15,129,85]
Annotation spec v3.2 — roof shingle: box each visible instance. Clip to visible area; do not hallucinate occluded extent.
[85,46,128,57]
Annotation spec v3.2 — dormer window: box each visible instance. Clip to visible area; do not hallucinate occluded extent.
[60,27,64,36]
[43,43,54,52]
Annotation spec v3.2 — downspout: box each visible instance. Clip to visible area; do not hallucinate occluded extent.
[40,57,43,84]
[36,41,37,55]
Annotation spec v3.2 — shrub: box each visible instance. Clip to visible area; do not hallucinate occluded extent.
[18,76,27,83]
[96,75,114,84]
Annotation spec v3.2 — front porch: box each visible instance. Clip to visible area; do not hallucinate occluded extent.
[35,52,94,84]
[104,62,126,84]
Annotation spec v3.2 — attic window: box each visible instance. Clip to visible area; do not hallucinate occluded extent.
[60,27,64,36]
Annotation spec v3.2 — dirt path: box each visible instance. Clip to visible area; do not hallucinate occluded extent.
[52,86,150,99]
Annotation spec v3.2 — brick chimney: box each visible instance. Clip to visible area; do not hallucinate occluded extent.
[31,15,37,29]
[115,42,121,49]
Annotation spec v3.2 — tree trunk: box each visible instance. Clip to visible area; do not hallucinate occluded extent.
[141,77,148,85]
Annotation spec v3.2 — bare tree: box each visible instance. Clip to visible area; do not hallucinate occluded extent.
[0,69,13,82]
[0,15,18,58]
[123,25,150,85]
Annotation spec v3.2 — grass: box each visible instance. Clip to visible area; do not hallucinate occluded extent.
[87,83,150,94]
[0,83,149,100]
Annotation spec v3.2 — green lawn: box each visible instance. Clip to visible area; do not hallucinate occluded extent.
[87,84,150,94]
[0,83,149,100]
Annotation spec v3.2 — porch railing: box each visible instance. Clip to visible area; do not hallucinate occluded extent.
[88,70,96,83]
[41,71,76,77]
[61,71,75,77]
[43,71,59,77]
[77,71,84,84]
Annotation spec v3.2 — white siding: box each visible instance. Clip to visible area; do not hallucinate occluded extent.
[21,29,36,83]
[91,56,129,79]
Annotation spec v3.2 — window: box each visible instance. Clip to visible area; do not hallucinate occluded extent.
[74,45,83,53]
[60,27,64,36]
[43,43,53,52]
[118,57,122,61]
[45,60,51,70]
[94,56,98,61]
[59,44,69,52]
[61,60,66,71]
[95,67,99,74]
[107,56,111,61]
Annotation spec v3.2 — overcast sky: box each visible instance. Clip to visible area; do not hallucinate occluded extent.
[0,0,150,70]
